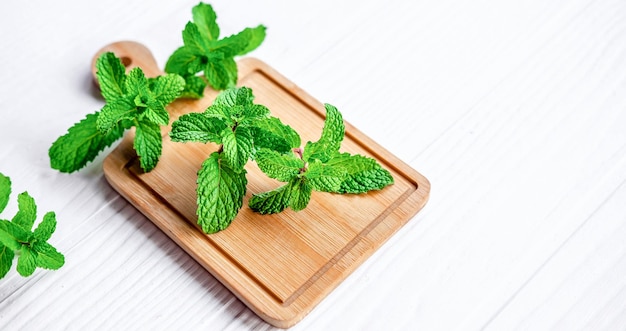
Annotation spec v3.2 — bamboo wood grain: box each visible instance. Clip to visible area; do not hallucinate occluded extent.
[95,41,430,328]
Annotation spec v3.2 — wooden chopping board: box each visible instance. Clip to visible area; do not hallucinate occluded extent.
[95,41,430,328]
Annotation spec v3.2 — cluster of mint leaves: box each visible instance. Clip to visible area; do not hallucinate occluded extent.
[49,52,185,173]
[48,2,394,235]
[250,104,394,214]
[170,87,300,232]
[0,172,64,279]
[165,2,266,97]
[171,88,394,233]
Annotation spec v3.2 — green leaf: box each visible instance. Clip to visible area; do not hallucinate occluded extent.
[237,25,267,55]
[49,111,127,173]
[213,30,251,58]
[142,104,170,126]
[241,104,270,121]
[12,192,36,231]
[290,177,312,211]
[134,120,162,172]
[33,212,56,242]
[192,2,219,41]
[205,57,236,90]
[204,104,232,122]
[0,245,14,278]
[151,73,186,106]
[250,117,301,153]
[32,241,64,270]
[196,152,247,233]
[326,153,394,193]
[0,173,10,214]
[305,160,346,192]
[16,246,36,277]
[95,52,126,102]
[170,112,226,144]
[221,125,253,170]
[255,149,303,182]
[124,67,149,97]
[179,74,207,99]
[182,21,210,54]
[0,220,26,250]
[96,98,136,134]
[249,181,294,215]
[303,104,344,163]
[165,46,204,76]
[214,86,253,108]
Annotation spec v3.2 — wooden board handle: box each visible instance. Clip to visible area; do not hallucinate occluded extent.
[91,41,163,85]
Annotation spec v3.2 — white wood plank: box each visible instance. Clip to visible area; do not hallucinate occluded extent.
[485,179,626,330]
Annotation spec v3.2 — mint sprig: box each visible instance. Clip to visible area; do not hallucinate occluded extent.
[249,104,394,214]
[49,52,185,173]
[0,172,64,278]
[165,2,266,95]
[170,86,298,233]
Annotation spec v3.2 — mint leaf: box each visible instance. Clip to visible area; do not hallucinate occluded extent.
[249,180,294,215]
[33,212,56,242]
[95,52,126,102]
[0,220,25,251]
[205,57,237,90]
[49,111,128,173]
[12,192,36,231]
[142,104,170,127]
[249,117,301,154]
[192,2,219,41]
[0,245,14,278]
[250,177,311,214]
[134,120,162,172]
[179,74,207,99]
[196,152,247,233]
[241,104,270,121]
[326,153,394,193]
[290,177,312,211]
[165,44,205,76]
[255,149,304,182]
[237,25,267,55]
[170,112,226,144]
[305,159,346,193]
[151,73,186,106]
[0,173,10,213]
[182,21,211,55]
[221,125,253,170]
[31,241,65,270]
[213,31,251,58]
[204,104,232,122]
[97,98,136,134]
[16,246,36,277]
[303,104,344,162]
[214,86,253,107]
[124,67,150,97]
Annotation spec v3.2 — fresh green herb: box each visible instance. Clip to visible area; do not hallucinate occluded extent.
[172,91,394,232]
[49,52,185,173]
[0,172,65,279]
[249,104,394,214]
[165,2,266,95]
[170,86,299,233]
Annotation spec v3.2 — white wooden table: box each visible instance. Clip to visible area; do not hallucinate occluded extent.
[1,0,625,329]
